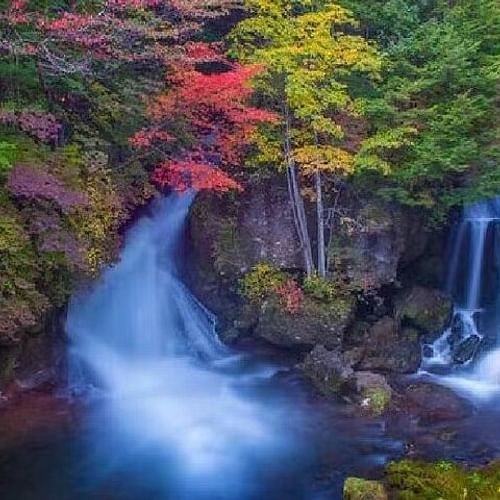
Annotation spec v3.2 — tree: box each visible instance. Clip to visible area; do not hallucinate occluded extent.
[229,0,381,276]
[131,49,277,192]
[345,0,500,221]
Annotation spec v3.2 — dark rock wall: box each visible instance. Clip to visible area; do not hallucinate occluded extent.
[188,177,451,383]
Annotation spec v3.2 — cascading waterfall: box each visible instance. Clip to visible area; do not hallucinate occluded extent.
[66,194,305,499]
[422,197,500,401]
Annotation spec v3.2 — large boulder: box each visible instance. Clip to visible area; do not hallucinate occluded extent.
[395,286,452,334]
[254,294,355,350]
[188,178,305,340]
[190,178,302,284]
[329,196,429,291]
[353,317,422,374]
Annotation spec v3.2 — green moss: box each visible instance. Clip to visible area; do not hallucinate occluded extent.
[343,477,388,500]
[397,287,452,333]
[363,386,391,417]
[386,460,500,499]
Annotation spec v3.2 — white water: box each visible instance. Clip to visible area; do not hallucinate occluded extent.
[67,194,302,499]
[422,197,500,402]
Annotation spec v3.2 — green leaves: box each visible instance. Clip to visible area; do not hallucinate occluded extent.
[0,141,17,178]
[230,0,382,177]
[352,0,500,219]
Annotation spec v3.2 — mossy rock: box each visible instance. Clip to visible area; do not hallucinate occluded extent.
[254,294,355,349]
[395,286,452,334]
[343,477,388,500]
[300,345,354,396]
[354,371,392,417]
[386,459,500,499]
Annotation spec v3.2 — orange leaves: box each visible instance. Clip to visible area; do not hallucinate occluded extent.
[276,279,303,314]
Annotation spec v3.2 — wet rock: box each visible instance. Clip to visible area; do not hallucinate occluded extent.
[395,286,452,334]
[453,334,482,364]
[353,371,392,416]
[422,344,434,359]
[343,477,388,500]
[392,382,473,425]
[355,317,421,374]
[329,195,429,291]
[299,345,354,395]
[190,178,303,283]
[254,295,355,350]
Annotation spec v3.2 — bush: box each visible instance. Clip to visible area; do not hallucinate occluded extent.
[240,263,286,302]
[303,273,336,302]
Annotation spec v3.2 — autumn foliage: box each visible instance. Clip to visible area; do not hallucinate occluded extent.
[132,48,276,192]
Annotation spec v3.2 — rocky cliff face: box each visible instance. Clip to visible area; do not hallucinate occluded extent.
[188,177,452,391]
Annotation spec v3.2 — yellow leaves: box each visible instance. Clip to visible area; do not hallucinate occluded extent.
[294,145,354,175]
[72,159,125,274]
[249,127,284,169]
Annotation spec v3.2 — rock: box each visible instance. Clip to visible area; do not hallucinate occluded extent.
[422,344,434,359]
[395,286,452,334]
[343,477,388,500]
[393,382,474,425]
[453,334,482,364]
[354,371,392,416]
[188,178,313,340]
[190,178,303,283]
[299,345,354,395]
[355,317,421,374]
[254,294,355,350]
[330,200,406,290]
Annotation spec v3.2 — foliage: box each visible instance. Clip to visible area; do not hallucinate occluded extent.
[303,273,336,301]
[132,53,276,192]
[240,263,286,302]
[386,459,500,499]
[275,278,303,314]
[349,0,500,220]
[229,0,382,177]
[0,0,239,341]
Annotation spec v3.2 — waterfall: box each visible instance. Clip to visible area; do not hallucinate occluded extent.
[66,194,303,499]
[422,197,500,401]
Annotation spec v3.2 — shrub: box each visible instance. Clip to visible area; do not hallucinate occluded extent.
[240,263,286,302]
[303,273,336,302]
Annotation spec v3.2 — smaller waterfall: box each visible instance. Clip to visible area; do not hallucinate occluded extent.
[422,197,500,401]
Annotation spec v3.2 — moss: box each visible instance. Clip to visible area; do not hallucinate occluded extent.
[362,386,391,417]
[0,347,19,384]
[386,460,500,499]
[343,477,388,500]
[303,273,336,301]
[254,293,355,348]
[397,287,452,333]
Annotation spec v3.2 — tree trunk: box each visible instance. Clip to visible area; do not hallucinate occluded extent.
[284,105,314,275]
[315,169,326,277]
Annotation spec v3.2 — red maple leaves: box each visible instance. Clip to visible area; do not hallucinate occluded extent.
[132,48,277,193]
[152,157,242,193]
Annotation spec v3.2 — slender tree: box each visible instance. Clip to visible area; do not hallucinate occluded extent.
[229,0,381,276]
